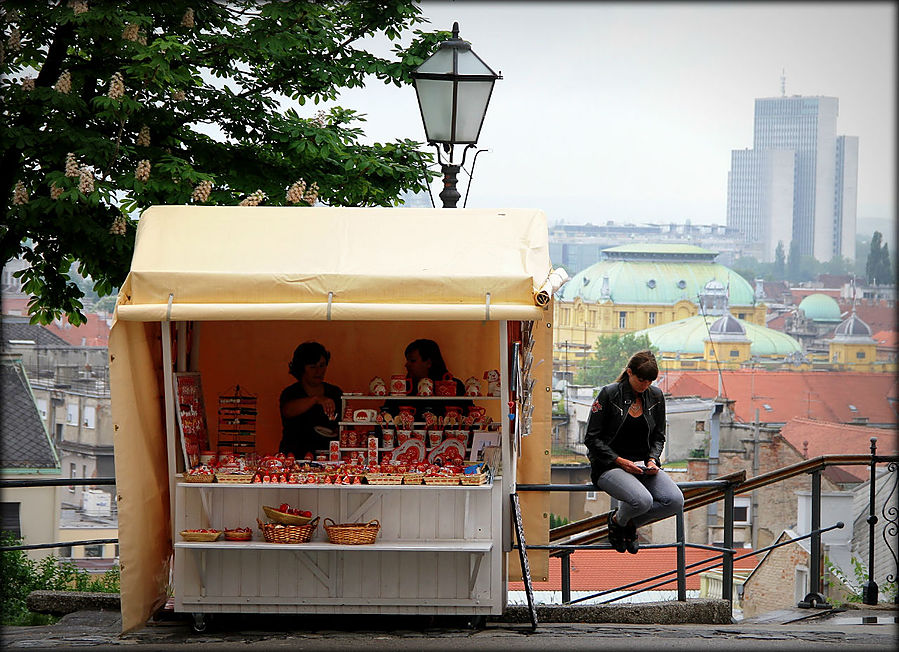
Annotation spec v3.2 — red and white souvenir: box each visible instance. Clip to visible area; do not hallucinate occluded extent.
[484,369,501,396]
[463,377,481,396]
[426,438,466,464]
[369,376,387,396]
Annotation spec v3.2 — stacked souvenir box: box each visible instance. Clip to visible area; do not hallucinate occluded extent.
[217,386,257,453]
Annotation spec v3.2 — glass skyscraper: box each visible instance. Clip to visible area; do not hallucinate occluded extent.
[726,95,858,263]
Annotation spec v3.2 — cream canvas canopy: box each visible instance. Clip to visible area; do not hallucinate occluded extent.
[115,206,553,322]
[109,206,553,632]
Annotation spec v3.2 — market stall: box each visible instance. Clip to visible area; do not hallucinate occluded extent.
[109,206,555,632]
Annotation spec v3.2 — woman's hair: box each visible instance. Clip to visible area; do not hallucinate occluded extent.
[405,338,449,379]
[288,341,330,380]
[616,349,659,383]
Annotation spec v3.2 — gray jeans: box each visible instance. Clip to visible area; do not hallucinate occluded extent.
[594,467,684,528]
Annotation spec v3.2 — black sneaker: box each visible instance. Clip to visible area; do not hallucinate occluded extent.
[625,524,639,554]
[607,511,628,554]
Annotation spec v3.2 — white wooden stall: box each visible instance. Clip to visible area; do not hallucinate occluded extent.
[110,206,552,631]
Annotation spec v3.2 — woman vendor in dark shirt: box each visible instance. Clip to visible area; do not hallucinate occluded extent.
[279,341,343,459]
[383,339,472,417]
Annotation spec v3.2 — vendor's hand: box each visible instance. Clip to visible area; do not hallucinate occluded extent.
[318,396,336,420]
[643,459,660,476]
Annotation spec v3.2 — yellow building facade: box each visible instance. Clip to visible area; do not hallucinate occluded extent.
[554,244,767,376]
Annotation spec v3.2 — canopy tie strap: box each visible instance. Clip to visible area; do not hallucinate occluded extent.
[485,292,491,321]
[327,292,334,321]
[166,293,174,321]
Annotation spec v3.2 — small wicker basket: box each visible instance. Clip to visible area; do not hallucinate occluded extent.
[423,475,460,486]
[262,505,313,525]
[460,472,489,486]
[215,473,254,484]
[365,473,403,485]
[223,528,253,541]
[256,517,319,544]
[183,473,214,483]
[180,529,221,542]
[402,473,424,485]
[323,518,380,545]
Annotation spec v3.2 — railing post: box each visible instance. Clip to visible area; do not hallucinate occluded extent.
[722,484,734,604]
[675,507,686,601]
[863,437,879,605]
[561,550,572,604]
[799,468,828,608]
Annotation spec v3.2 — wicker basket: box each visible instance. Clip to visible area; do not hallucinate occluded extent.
[423,475,460,486]
[183,473,214,483]
[460,472,489,486]
[365,473,403,485]
[215,473,254,484]
[180,529,221,542]
[262,505,313,525]
[323,518,380,545]
[256,517,318,544]
[223,528,253,541]
[402,473,424,485]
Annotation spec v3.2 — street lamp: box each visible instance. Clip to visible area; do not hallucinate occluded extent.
[411,22,501,208]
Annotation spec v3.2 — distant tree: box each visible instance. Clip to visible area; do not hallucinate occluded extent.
[774,241,786,280]
[787,239,801,282]
[822,255,851,276]
[865,231,893,285]
[575,333,657,388]
[879,242,893,285]
[855,235,870,277]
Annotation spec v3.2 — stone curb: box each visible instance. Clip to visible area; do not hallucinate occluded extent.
[26,591,731,624]
[26,590,121,615]
[498,598,733,624]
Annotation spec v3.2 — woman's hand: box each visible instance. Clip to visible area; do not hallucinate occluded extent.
[617,457,646,476]
[317,396,336,420]
[643,459,660,476]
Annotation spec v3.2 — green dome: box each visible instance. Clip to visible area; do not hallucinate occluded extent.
[633,315,801,357]
[797,293,842,322]
[558,260,755,306]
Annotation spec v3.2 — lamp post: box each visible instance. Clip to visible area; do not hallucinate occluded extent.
[411,22,501,208]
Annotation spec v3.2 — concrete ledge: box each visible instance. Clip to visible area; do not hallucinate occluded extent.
[26,590,121,615]
[497,599,733,624]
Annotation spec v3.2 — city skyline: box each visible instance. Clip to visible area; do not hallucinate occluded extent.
[319,2,895,238]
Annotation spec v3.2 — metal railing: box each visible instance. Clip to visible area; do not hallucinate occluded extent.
[4,443,897,610]
[517,437,898,609]
[0,477,117,552]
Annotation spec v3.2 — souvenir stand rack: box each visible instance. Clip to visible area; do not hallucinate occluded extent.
[166,320,515,628]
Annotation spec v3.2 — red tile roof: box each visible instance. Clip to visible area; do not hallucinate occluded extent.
[837,300,896,334]
[44,312,110,347]
[779,417,898,482]
[509,548,759,591]
[872,330,897,347]
[661,370,898,426]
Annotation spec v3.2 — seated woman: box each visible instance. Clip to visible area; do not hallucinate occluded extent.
[279,341,342,460]
[383,338,472,418]
[583,350,684,555]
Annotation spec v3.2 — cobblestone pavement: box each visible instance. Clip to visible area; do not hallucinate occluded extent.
[2,608,896,651]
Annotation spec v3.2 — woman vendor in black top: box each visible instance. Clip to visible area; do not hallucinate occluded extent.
[383,339,472,418]
[279,341,343,459]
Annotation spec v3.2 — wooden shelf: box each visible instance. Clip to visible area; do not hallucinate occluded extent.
[342,395,499,401]
[177,481,492,490]
[175,539,492,552]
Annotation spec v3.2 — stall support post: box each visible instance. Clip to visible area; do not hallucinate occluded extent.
[499,320,512,553]
[161,319,178,536]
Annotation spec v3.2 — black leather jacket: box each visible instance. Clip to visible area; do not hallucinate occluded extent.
[583,379,666,481]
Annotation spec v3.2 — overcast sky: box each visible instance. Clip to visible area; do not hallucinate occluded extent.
[327,2,896,234]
